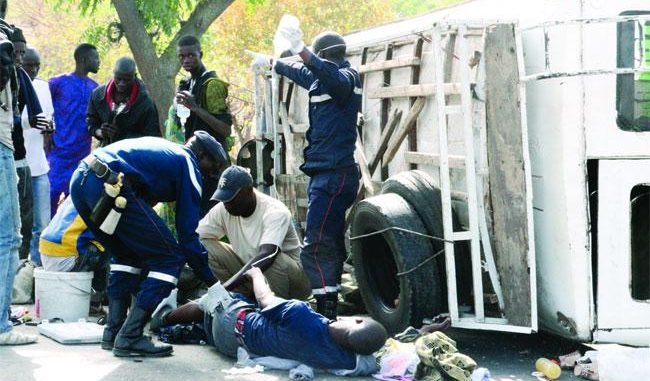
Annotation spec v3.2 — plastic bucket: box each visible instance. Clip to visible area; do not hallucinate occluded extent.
[34,268,93,322]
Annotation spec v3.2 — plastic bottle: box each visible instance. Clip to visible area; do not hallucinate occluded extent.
[176,102,190,128]
[90,181,122,226]
[535,357,561,380]
[99,196,127,235]
[273,14,300,56]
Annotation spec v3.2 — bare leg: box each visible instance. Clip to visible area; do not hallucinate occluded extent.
[165,303,204,325]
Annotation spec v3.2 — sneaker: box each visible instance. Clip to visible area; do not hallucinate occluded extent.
[574,363,599,380]
[0,330,38,345]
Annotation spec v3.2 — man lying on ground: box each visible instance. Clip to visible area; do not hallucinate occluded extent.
[152,266,388,375]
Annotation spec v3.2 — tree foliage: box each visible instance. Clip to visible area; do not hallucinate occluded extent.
[202,0,395,142]
[10,0,462,149]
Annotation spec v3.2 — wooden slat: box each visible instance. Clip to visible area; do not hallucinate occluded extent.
[404,151,466,168]
[355,136,375,196]
[485,23,532,327]
[380,43,393,180]
[452,231,473,241]
[367,83,465,99]
[381,97,426,170]
[290,123,309,133]
[368,109,402,175]
[358,56,421,73]
[278,104,294,174]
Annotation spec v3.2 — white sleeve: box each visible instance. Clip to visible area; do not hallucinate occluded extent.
[36,80,55,117]
[197,203,227,240]
[20,107,31,130]
[259,208,291,247]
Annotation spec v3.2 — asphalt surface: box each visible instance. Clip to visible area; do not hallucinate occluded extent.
[0,305,587,381]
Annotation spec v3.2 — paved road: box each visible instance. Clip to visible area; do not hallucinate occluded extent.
[1,313,586,381]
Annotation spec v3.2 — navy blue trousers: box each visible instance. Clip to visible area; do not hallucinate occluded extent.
[300,166,359,295]
[69,163,184,311]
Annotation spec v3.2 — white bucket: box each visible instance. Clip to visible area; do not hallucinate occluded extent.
[34,268,94,322]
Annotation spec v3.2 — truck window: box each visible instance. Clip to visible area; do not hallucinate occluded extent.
[630,184,650,301]
[617,12,650,131]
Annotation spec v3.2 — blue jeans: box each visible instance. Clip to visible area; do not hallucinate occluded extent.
[0,144,21,333]
[30,173,50,266]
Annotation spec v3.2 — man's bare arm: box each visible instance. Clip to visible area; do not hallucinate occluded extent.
[222,244,279,291]
[245,266,276,308]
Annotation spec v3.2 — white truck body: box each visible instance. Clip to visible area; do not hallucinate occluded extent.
[253,0,650,346]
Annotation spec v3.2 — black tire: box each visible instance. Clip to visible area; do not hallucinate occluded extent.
[380,170,444,254]
[351,193,441,334]
[381,170,473,306]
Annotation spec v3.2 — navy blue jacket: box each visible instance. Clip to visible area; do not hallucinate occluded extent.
[93,137,214,283]
[275,54,361,176]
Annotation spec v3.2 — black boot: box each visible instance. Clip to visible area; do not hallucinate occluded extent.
[316,292,338,320]
[112,306,173,357]
[101,298,129,350]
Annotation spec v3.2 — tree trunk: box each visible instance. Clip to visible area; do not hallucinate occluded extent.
[111,0,235,136]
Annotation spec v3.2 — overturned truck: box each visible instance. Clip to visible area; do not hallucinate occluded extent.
[249,0,650,346]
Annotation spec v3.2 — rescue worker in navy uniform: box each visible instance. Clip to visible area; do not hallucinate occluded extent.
[69,131,227,357]
[252,23,362,320]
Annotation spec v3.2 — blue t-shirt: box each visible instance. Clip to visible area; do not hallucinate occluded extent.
[48,73,97,160]
[243,300,357,370]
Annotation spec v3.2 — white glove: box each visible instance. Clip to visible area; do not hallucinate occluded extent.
[279,24,305,55]
[245,50,272,74]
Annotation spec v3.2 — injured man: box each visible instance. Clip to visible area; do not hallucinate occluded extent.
[152,266,388,376]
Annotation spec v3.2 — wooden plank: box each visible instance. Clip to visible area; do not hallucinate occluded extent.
[408,38,424,170]
[358,56,421,73]
[367,83,464,99]
[404,151,466,168]
[290,123,309,134]
[381,97,426,169]
[355,136,375,196]
[485,24,531,327]
[278,104,294,174]
[380,43,394,180]
[368,109,402,175]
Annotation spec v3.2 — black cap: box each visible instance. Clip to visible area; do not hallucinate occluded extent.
[193,130,228,167]
[210,165,253,202]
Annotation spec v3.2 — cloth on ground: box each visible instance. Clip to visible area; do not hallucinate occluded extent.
[290,364,315,381]
[374,328,477,381]
[237,346,312,380]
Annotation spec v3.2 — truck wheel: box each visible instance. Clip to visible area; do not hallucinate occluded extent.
[381,170,473,308]
[351,193,441,334]
[380,170,444,253]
